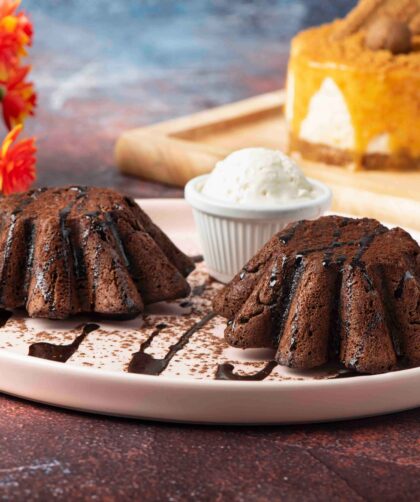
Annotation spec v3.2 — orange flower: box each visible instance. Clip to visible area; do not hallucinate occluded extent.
[0,1,21,19]
[0,65,36,129]
[0,124,36,195]
[0,1,33,76]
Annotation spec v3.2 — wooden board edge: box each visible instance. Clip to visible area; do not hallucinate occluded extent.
[330,185,420,230]
[135,90,285,136]
[115,130,228,186]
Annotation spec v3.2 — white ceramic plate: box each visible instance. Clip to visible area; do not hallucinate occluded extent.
[0,199,418,424]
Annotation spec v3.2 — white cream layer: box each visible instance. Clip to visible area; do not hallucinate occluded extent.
[286,73,390,154]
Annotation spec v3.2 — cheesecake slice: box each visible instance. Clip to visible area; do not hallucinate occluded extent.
[286,1,420,171]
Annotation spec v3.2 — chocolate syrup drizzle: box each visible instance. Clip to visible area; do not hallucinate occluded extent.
[0,189,45,303]
[128,312,215,375]
[104,212,131,268]
[84,209,139,312]
[28,323,99,363]
[237,222,305,281]
[295,226,389,369]
[22,220,36,297]
[215,360,278,381]
[394,270,414,299]
[52,187,89,309]
[278,221,304,245]
[343,228,393,369]
[271,255,305,348]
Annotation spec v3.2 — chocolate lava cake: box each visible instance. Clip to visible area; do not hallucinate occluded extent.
[0,186,194,319]
[213,216,420,374]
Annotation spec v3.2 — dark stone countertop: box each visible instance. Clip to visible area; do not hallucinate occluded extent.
[2,396,419,501]
[1,1,419,500]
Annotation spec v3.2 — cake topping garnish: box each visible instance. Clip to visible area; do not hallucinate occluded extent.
[365,16,412,53]
[333,0,420,40]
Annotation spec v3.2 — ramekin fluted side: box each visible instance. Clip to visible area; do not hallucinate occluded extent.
[191,210,290,282]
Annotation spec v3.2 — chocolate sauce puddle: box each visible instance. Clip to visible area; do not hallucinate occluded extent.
[128,312,215,375]
[215,360,278,381]
[28,323,99,362]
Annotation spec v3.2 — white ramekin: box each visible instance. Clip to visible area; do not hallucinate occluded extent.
[185,175,332,283]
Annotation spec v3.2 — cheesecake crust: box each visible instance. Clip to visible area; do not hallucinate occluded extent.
[289,133,420,171]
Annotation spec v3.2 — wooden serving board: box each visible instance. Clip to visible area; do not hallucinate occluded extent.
[115,90,420,230]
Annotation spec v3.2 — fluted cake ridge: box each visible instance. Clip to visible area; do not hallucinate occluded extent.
[0,186,194,319]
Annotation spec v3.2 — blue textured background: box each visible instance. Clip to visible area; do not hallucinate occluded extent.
[21,0,355,195]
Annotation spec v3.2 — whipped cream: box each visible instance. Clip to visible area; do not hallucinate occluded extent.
[201,148,315,205]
